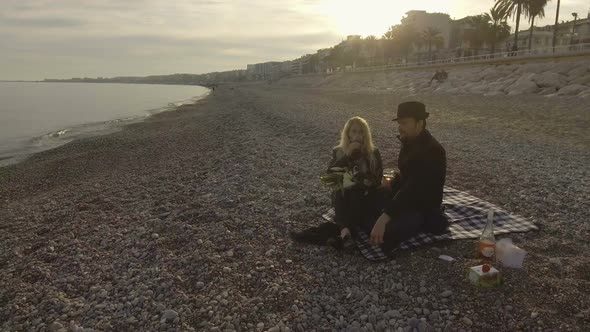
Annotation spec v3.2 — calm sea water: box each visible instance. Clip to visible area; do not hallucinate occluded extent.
[0,82,209,165]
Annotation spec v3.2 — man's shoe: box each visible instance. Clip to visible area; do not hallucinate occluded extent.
[326,236,344,250]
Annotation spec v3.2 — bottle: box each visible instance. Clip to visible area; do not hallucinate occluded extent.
[477,209,496,264]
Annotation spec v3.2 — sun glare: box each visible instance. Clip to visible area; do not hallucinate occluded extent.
[309,0,403,37]
[307,0,471,38]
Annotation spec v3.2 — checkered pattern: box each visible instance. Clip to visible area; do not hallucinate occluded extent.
[321,186,539,261]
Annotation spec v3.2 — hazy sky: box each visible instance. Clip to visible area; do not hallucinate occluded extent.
[1,0,588,80]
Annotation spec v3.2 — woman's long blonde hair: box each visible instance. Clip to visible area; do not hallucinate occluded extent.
[337,116,376,155]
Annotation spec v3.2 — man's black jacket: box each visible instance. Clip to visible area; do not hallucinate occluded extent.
[384,129,446,218]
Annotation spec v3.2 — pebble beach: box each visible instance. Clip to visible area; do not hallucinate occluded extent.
[1,73,589,331]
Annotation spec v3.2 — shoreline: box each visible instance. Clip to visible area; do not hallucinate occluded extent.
[0,84,588,331]
[0,86,210,168]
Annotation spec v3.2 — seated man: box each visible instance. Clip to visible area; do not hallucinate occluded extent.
[327,116,383,240]
[369,101,449,251]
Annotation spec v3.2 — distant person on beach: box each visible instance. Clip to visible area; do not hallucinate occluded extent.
[510,44,517,57]
[429,69,448,84]
[369,101,448,251]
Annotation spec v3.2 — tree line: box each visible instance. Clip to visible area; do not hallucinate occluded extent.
[323,0,560,69]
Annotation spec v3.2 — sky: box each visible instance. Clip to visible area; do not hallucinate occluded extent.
[1,0,588,80]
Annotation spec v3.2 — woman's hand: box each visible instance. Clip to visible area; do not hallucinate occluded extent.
[346,142,362,156]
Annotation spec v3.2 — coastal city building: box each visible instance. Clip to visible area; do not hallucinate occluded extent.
[402,10,452,49]
[505,12,590,54]
[242,9,590,80]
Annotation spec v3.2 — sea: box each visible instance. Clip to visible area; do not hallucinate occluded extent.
[0,82,209,166]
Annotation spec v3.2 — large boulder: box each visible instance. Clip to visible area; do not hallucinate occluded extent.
[522,63,550,74]
[539,86,558,95]
[433,82,454,94]
[532,72,567,89]
[506,73,540,95]
[507,80,539,95]
[479,67,504,81]
[555,62,576,75]
[569,75,590,86]
[566,66,587,79]
[484,90,505,97]
[488,80,514,92]
[557,84,589,96]
[468,83,489,94]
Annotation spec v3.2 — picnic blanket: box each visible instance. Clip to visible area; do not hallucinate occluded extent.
[321,186,539,261]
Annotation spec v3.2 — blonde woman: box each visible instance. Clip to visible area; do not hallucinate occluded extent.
[328,116,383,241]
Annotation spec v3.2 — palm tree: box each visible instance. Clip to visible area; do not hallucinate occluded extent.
[484,6,511,55]
[385,24,419,63]
[527,0,549,51]
[571,12,579,44]
[464,15,491,55]
[364,35,379,66]
[552,0,560,52]
[421,27,444,61]
[494,0,530,52]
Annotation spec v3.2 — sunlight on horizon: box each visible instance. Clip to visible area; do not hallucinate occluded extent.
[304,0,497,38]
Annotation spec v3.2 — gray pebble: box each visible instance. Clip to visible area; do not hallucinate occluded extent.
[160,309,178,323]
[398,291,409,301]
[440,290,452,298]
[461,317,472,326]
[418,321,433,332]
[50,322,64,332]
[385,310,402,319]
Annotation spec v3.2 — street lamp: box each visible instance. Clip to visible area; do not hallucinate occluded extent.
[570,12,578,45]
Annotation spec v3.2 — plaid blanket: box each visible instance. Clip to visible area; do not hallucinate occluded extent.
[321,186,539,261]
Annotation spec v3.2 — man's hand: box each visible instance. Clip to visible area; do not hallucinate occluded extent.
[340,228,351,239]
[346,142,362,156]
[370,214,391,246]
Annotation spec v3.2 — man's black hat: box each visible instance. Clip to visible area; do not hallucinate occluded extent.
[392,101,430,121]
